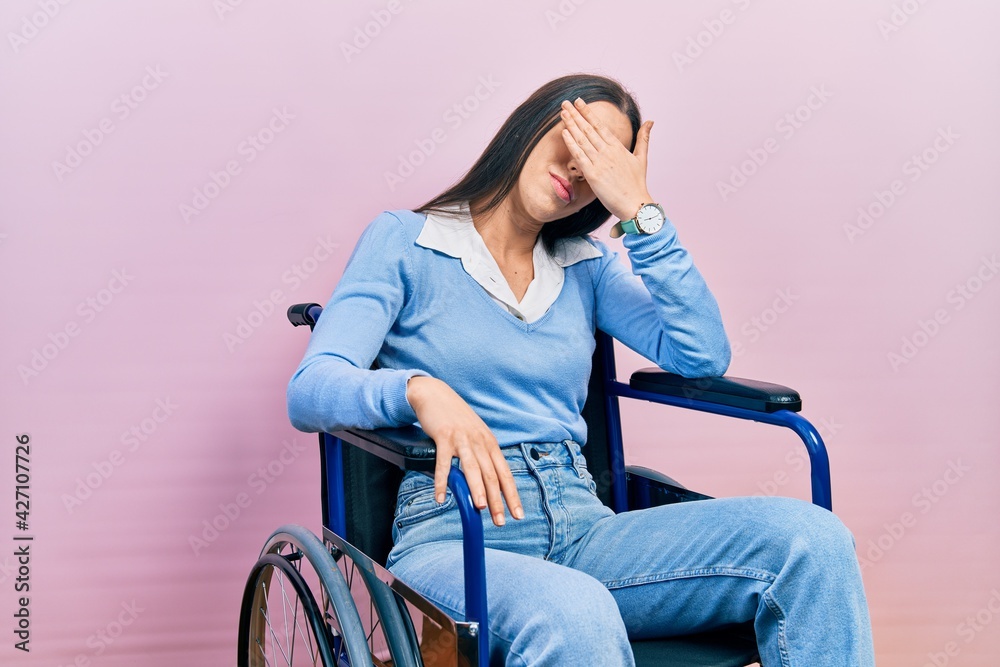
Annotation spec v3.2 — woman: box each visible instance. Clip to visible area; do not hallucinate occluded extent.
[287,73,875,666]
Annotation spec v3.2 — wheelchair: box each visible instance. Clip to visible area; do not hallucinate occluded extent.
[236,301,833,667]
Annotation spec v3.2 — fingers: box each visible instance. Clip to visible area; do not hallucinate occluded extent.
[420,385,521,527]
[455,440,488,510]
[491,448,524,520]
[632,120,653,163]
[560,125,591,171]
[434,445,453,504]
[563,97,653,168]
[560,100,600,160]
[570,97,625,150]
[447,435,522,528]
[562,99,606,147]
[474,446,507,526]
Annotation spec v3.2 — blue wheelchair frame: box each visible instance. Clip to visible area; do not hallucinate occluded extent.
[293,302,832,665]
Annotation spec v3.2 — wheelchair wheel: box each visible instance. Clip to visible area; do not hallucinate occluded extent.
[324,532,425,667]
[238,524,374,667]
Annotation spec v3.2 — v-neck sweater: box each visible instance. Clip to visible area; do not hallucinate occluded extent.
[287,208,731,449]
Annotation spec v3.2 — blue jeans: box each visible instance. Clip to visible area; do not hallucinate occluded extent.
[385,439,875,666]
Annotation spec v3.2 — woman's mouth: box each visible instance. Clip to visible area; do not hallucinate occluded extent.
[550,173,572,203]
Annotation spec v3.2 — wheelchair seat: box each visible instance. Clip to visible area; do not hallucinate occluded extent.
[237,302,834,667]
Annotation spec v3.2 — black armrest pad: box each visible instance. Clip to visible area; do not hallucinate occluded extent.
[629,368,802,413]
[331,425,437,471]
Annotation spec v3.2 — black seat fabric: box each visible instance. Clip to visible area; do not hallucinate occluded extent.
[340,444,401,567]
[630,621,760,666]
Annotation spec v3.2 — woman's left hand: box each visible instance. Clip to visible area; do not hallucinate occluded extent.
[559,97,654,222]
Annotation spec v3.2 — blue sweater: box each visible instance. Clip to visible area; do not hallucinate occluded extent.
[286,209,731,448]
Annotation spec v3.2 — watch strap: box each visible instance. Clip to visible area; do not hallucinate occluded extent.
[609,217,640,239]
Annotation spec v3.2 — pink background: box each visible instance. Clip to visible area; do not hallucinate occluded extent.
[2,1,998,665]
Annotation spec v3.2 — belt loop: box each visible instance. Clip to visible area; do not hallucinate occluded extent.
[517,442,535,470]
[563,439,586,477]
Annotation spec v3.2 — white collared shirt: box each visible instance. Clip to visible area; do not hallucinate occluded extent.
[414,200,602,323]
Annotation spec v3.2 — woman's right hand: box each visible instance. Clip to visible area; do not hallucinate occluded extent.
[406,376,524,526]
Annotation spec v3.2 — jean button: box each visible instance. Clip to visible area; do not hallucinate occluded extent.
[529,447,540,460]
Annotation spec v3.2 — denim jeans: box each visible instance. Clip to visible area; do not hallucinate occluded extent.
[385,439,875,666]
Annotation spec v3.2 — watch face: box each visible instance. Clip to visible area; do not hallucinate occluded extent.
[636,204,664,234]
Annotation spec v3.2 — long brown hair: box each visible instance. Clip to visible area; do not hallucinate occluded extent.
[414,73,643,257]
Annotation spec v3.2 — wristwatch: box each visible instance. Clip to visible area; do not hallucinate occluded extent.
[610,202,666,238]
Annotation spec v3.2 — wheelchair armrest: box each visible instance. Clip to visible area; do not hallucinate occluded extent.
[331,425,437,472]
[626,465,713,510]
[629,369,802,413]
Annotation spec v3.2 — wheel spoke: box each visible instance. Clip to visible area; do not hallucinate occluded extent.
[255,636,273,667]
[279,545,310,664]
[261,587,292,665]
[289,592,299,665]
[275,569,295,663]
[291,583,319,665]
[262,613,290,665]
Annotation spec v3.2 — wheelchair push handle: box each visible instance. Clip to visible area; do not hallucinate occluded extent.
[287,302,323,329]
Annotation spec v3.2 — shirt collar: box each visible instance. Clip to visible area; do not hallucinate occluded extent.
[414,200,602,267]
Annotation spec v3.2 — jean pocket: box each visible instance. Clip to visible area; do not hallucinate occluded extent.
[394,485,457,528]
